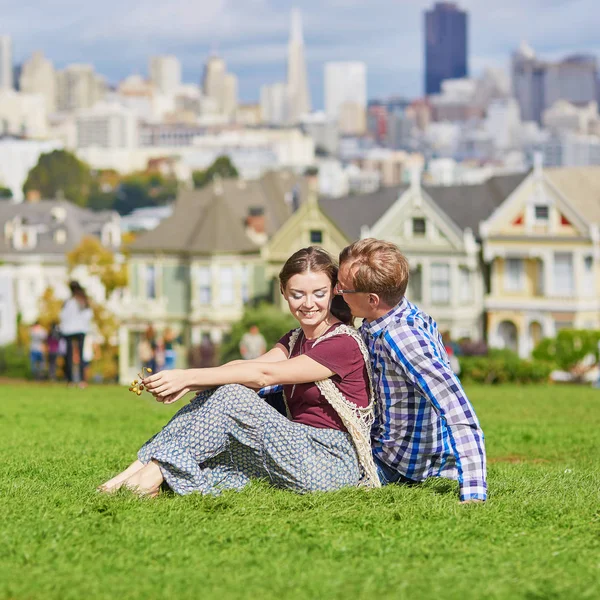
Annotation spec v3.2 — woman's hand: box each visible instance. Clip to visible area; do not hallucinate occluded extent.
[156,389,190,405]
[144,369,191,399]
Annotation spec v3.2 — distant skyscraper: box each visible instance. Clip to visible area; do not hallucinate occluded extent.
[20,51,56,113]
[0,35,14,90]
[287,8,311,123]
[512,42,598,124]
[260,82,288,125]
[202,55,238,120]
[325,62,367,135]
[56,64,106,112]
[424,3,468,95]
[149,55,182,94]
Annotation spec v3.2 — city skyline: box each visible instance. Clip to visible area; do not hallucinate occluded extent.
[2,0,600,104]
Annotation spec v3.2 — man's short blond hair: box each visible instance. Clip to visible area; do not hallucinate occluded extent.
[339,238,410,307]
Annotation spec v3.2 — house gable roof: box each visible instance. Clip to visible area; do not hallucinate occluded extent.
[130,171,308,255]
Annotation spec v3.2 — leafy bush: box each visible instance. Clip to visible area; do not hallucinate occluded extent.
[220,303,298,363]
[0,344,32,379]
[459,349,552,385]
[532,329,600,376]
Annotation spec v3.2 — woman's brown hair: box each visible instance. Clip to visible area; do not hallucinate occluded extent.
[279,246,352,325]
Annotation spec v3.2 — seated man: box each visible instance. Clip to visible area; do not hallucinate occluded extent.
[337,239,487,502]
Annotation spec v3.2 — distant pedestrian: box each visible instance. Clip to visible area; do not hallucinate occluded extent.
[81,334,95,388]
[60,281,93,387]
[47,322,61,381]
[138,325,157,373]
[29,321,47,380]
[239,324,267,360]
[163,328,177,370]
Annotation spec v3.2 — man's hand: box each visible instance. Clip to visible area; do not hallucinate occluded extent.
[144,369,190,399]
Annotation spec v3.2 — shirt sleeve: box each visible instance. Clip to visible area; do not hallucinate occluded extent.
[277,330,293,350]
[384,327,487,501]
[304,334,361,379]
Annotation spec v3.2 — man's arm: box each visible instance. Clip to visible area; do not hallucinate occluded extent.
[384,328,487,502]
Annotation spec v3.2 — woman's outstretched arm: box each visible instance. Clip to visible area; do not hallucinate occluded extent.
[143,352,335,402]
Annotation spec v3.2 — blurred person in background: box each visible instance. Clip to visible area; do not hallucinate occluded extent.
[81,334,96,388]
[29,321,47,380]
[60,281,93,387]
[47,322,61,381]
[239,324,267,360]
[138,325,157,372]
[163,328,177,370]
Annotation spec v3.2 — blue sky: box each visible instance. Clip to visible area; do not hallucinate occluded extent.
[2,0,599,106]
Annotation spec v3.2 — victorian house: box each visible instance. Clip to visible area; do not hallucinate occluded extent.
[119,171,308,383]
[0,199,121,345]
[480,161,600,357]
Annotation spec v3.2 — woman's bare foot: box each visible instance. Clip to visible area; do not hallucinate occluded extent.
[98,459,145,493]
[122,460,164,497]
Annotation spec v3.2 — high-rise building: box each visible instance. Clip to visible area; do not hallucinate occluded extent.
[286,8,311,123]
[260,82,288,125]
[56,64,106,112]
[202,55,238,120]
[19,51,56,113]
[325,62,367,135]
[76,102,138,149]
[424,3,468,95]
[0,35,13,90]
[512,43,598,124]
[149,55,182,94]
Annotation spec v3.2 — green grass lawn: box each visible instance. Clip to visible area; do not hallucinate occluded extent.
[1,383,599,600]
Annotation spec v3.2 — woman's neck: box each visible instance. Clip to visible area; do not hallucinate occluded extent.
[301,314,340,340]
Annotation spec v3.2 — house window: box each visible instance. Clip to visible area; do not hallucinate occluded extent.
[582,256,594,297]
[145,265,157,299]
[219,267,235,305]
[408,266,422,302]
[412,218,426,236]
[198,266,211,305]
[459,267,471,303]
[553,253,574,297]
[504,258,523,292]
[241,265,250,304]
[431,263,451,305]
[534,205,549,221]
[310,230,323,244]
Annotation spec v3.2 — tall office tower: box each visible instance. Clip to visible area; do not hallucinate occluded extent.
[149,55,182,94]
[512,42,598,124]
[0,35,13,90]
[260,82,288,125]
[202,55,238,119]
[286,8,311,123]
[56,64,107,112]
[424,2,468,95]
[325,62,367,135]
[20,51,57,113]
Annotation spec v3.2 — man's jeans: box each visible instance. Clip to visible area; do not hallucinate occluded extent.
[374,456,416,486]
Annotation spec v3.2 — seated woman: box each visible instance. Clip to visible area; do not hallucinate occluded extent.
[99,247,380,497]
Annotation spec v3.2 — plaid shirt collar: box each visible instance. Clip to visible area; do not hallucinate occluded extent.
[361,297,409,339]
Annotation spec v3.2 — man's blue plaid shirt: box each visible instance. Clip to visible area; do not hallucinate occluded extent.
[360,298,487,501]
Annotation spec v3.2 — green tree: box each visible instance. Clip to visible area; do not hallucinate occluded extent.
[23,150,93,207]
[0,187,12,199]
[113,172,178,215]
[67,236,128,296]
[192,156,239,189]
[67,236,129,382]
[533,329,600,380]
[220,303,297,363]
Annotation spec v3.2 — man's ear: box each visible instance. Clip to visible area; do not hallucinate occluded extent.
[368,293,381,308]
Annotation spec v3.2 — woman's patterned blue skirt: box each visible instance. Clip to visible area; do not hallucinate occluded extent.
[138,384,360,495]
